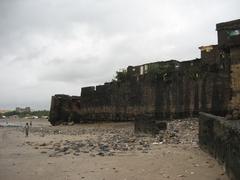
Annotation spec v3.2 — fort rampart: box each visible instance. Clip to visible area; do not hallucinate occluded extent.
[49,19,240,125]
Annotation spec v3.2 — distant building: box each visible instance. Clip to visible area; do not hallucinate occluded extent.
[16,107,31,113]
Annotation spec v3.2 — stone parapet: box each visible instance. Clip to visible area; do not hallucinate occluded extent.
[199,112,240,180]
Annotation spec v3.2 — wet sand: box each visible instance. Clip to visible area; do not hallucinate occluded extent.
[0,118,228,180]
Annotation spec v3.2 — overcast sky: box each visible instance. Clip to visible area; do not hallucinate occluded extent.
[0,0,239,110]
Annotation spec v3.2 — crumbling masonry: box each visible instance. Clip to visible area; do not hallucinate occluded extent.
[49,19,240,126]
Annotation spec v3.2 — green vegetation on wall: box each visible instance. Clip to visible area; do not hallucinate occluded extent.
[114,69,128,82]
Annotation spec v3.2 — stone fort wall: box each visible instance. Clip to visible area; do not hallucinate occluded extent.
[49,19,240,125]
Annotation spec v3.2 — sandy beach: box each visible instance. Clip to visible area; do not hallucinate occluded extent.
[0,118,228,180]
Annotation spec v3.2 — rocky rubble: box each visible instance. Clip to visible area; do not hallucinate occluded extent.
[23,118,198,157]
[24,134,152,157]
[163,118,198,144]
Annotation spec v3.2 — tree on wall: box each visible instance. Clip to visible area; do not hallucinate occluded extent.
[146,63,176,82]
[114,69,128,82]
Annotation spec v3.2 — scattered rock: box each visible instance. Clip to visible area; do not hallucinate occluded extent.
[39,143,47,146]
[177,174,186,177]
[25,119,199,157]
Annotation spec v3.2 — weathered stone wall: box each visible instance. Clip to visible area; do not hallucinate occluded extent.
[217,19,240,117]
[49,57,231,125]
[49,95,81,125]
[199,112,240,180]
[77,76,157,122]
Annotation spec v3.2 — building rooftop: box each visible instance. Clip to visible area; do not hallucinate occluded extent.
[216,19,240,30]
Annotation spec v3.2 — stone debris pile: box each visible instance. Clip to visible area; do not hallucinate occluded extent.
[23,118,198,157]
[163,118,198,144]
[24,134,152,157]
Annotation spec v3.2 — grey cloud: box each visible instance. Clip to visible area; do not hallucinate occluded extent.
[0,0,239,110]
[39,58,111,83]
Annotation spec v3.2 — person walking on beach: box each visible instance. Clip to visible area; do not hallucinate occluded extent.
[25,122,29,137]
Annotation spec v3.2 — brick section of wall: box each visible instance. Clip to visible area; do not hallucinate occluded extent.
[199,112,240,180]
[231,64,240,110]
[230,46,240,110]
